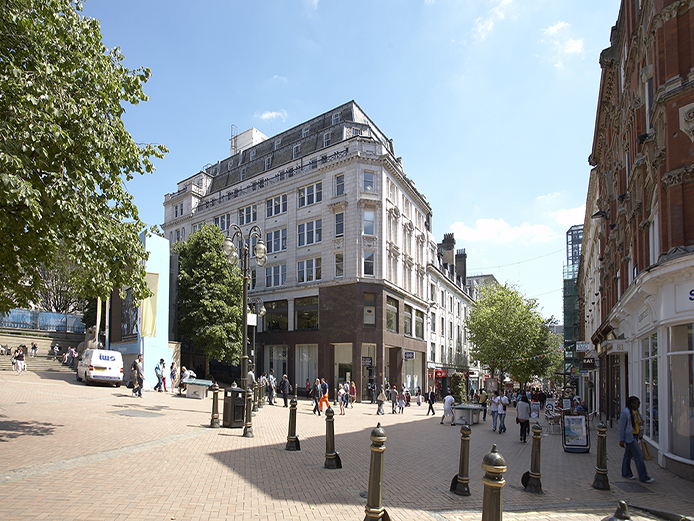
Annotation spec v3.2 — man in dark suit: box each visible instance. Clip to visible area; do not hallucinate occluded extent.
[426,387,436,416]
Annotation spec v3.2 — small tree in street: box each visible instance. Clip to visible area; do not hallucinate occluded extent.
[466,283,556,386]
[174,225,244,364]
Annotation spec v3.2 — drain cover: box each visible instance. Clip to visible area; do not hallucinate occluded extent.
[108,410,164,418]
[613,481,653,493]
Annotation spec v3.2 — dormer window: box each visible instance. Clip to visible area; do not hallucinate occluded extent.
[274,139,281,150]
[323,133,331,148]
[332,113,340,125]
[293,144,300,160]
[250,150,256,161]
[264,157,272,171]
[302,126,310,137]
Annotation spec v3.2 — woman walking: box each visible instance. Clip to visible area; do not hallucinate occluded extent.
[490,390,500,431]
[170,362,177,392]
[376,386,386,415]
[516,394,531,442]
[349,381,356,408]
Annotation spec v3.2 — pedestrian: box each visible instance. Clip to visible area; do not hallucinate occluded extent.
[170,362,177,392]
[390,385,398,414]
[416,388,422,406]
[312,378,322,415]
[397,386,406,413]
[516,394,531,442]
[305,378,311,397]
[133,354,144,397]
[248,366,256,392]
[153,358,163,392]
[153,358,164,392]
[370,381,376,404]
[498,392,509,433]
[349,381,356,408]
[14,347,25,375]
[479,389,488,421]
[426,387,436,416]
[619,395,655,483]
[338,384,346,415]
[319,378,330,411]
[279,374,291,407]
[490,390,500,431]
[267,369,276,405]
[539,389,546,409]
[376,385,386,415]
[440,388,455,425]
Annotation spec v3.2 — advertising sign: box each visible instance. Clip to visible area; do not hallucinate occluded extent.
[404,351,415,360]
[545,398,555,413]
[576,341,591,352]
[562,415,590,453]
[530,402,541,419]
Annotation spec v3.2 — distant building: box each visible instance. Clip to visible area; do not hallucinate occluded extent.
[580,0,694,480]
[162,101,475,400]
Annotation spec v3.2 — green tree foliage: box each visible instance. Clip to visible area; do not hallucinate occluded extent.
[37,244,86,314]
[466,283,557,387]
[174,225,243,364]
[0,0,167,314]
[450,372,467,403]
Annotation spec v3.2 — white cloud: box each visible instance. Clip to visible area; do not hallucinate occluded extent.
[254,110,288,122]
[273,75,287,82]
[535,192,562,205]
[541,21,584,69]
[424,0,436,4]
[552,205,586,227]
[473,0,514,41]
[450,218,556,244]
[304,0,319,9]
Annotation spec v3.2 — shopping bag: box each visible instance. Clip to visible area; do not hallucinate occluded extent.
[641,440,653,461]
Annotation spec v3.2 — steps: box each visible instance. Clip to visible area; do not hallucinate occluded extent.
[0,352,77,374]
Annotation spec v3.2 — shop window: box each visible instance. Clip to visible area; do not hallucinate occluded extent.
[264,300,288,331]
[295,296,319,330]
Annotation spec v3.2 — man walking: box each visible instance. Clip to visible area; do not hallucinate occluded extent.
[267,369,276,405]
[619,395,654,483]
[426,387,436,416]
[133,354,144,397]
[319,378,330,411]
[153,358,164,392]
[279,374,291,407]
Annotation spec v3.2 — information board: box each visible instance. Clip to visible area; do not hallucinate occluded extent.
[530,402,541,419]
[562,414,590,453]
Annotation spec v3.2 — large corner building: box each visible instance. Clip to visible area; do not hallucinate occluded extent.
[162,101,476,401]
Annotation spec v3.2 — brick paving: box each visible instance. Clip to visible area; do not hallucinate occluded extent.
[0,371,692,520]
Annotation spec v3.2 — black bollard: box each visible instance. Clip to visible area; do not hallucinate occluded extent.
[209,383,220,428]
[601,501,631,520]
[481,444,506,521]
[364,423,391,521]
[259,380,265,409]
[450,424,471,496]
[592,423,610,490]
[243,387,254,438]
[524,423,542,493]
[324,406,342,469]
[286,393,301,451]
[252,381,259,413]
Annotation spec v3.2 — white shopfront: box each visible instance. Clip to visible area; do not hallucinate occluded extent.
[607,253,694,480]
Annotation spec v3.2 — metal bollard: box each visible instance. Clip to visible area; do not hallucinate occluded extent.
[481,444,507,521]
[364,422,391,521]
[259,380,265,409]
[209,383,220,428]
[243,387,254,438]
[601,500,630,520]
[286,394,301,451]
[592,423,610,490]
[324,406,342,469]
[252,382,259,413]
[450,424,471,496]
[524,423,543,493]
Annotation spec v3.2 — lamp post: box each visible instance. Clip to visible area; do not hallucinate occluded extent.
[222,225,267,438]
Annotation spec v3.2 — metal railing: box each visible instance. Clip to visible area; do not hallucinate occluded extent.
[0,309,86,334]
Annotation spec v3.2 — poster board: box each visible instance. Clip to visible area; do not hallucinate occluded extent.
[562,414,590,453]
[545,398,555,413]
[530,402,541,419]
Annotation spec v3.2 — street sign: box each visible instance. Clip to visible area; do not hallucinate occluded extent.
[361,357,372,367]
[404,351,415,360]
[576,341,591,352]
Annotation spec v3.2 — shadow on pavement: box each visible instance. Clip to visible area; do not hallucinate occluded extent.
[0,415,62,442]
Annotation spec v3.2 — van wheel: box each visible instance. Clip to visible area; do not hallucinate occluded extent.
[84,376,90,386]
[115,382,121,388]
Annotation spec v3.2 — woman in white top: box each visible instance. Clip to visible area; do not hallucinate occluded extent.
[490,390,501,431]
[498,392,509,433]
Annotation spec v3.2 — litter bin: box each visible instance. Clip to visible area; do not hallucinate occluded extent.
[223,386,246,428]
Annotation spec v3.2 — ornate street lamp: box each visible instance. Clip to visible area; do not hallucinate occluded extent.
[223,224,267,438]
[247,297,265,413]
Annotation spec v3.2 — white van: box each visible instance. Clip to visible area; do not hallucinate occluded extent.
[77,349,123,387]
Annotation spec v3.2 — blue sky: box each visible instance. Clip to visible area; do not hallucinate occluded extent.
[82,0,621,323]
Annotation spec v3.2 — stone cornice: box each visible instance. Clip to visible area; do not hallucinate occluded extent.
[653,0,694,31]
[661,164,694,189]
[328,200,348,213]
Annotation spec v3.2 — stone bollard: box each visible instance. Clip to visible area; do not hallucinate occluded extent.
[524,423,543,493]
[364,423,391,521]
[592,423,610,490]
[286,394,301,451]
[450,424,471,496]
[252,382,259,413]
[324,406,342,469]
[601,500,630,520]
[481,444,507,521]
[243,387,254,438]
[209,383,220,428]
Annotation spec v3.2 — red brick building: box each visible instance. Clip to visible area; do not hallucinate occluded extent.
[580,0,694,480]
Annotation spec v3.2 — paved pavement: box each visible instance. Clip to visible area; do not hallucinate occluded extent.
[0,371,692,521]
